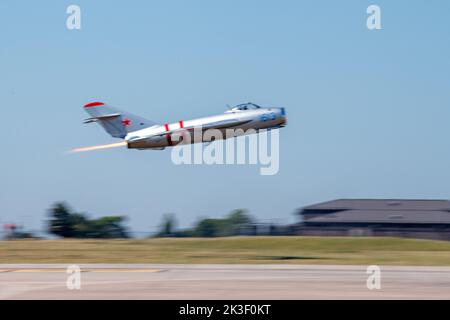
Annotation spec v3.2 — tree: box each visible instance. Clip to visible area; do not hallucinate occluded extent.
[48,202,128,238]
[157,213,177,237]
[70,213,90,238]
[195,218,229,237]
[87,216,129,238]
[191,210,254,237]
[226,209,253,235]
[48,202,75,238]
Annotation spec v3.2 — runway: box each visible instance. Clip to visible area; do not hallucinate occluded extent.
[1,264,450,299]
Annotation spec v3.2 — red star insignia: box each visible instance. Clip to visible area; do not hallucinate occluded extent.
[122,118,132,127]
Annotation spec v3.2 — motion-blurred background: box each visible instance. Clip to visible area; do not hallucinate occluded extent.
[1,1,450,240]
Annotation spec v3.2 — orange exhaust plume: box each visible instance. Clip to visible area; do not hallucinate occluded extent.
[68,141,127,154]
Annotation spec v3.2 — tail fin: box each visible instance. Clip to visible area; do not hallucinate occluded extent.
[83,102,158,138]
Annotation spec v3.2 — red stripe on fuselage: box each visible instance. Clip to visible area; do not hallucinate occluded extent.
[164,123,172,146]
[166,134,173,146]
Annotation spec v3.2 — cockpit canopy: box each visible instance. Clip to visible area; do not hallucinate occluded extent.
[228,102,262,112]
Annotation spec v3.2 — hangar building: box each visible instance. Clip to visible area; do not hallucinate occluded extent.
[295,199,450,241]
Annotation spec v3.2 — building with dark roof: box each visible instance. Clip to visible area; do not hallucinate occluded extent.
[295,199,450,241]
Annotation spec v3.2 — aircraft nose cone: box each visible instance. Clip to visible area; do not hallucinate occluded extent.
[279,107,287,126]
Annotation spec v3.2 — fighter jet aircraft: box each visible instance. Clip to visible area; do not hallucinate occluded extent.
[72,101,286,152]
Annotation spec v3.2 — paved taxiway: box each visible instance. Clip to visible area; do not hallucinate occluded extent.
[1,264,450,299]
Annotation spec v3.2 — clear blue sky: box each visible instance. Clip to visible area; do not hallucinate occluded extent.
[1,1,450,234]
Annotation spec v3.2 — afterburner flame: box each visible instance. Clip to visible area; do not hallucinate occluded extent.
[69,141,127,154]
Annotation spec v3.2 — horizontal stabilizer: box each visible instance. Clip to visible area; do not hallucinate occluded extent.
[84,113,121,123]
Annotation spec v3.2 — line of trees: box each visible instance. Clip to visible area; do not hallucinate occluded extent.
[155,209,256,238]
[4,203,263,240]
[48,202,129,238]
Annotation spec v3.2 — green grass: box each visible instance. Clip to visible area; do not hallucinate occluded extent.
[1,236,450,265]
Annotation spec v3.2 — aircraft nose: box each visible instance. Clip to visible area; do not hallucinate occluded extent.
[278,107,287,126]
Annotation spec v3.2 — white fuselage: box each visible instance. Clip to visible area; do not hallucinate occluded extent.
[125,107,287,149]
